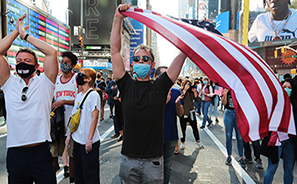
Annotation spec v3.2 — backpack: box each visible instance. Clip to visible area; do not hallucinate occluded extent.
[50,105,65,142]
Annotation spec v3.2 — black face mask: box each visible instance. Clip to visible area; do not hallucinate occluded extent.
[76,73,87,85]
[97,74,101,79]
[16,63,36,78]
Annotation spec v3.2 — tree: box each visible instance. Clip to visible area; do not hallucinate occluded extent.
[289,0,297,9]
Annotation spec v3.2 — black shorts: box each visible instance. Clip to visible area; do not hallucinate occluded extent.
[7,142,56,184]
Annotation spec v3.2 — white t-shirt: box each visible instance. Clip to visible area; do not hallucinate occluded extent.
[54,73,78,135]
[249,9,297,42]
[72,88,101,145]
[2,74,55,148]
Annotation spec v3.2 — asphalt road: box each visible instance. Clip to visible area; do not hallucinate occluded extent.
[0,107,297,184]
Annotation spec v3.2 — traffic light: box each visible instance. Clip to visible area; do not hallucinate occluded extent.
[281,46,285,53]
[78,36,83,48]
[274,50,278,58]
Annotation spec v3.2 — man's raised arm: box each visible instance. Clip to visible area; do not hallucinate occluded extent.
[167,52,187,83]
[110,3,131,81]
[0,29,19,86]
[18,14,58,84]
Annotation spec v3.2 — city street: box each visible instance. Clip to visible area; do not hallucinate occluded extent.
[0,107,296,184]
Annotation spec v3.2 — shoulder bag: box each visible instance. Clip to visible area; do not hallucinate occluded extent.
[67,89,93,132]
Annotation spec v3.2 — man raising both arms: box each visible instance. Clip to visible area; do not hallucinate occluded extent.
[0,14,58,183]
[111,3,187,183]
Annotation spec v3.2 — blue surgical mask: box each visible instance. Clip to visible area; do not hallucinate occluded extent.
[203,81,207,84]
[133,63,151,79]
[133,74,137,78]
[285,88,292,97]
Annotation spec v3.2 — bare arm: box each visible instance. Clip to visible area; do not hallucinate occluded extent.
[110,4,131,81]
[18,14,58,84]
[85,108,99,152]
[0,29,19,86]
[167,52,187,83]
[222,89,229,106]
[175,95,184,117]
[51,100,75,111]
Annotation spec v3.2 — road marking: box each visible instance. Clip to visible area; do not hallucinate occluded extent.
[0,133,7,138]
[200,118,256,184]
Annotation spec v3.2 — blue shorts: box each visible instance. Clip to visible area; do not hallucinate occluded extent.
[7,142,56,184]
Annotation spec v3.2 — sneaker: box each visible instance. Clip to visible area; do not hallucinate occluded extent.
[207,120,213,127]
[196,141,204,149]
[180,143,185,150]
[111,134,120,138]
[239,158,246,168]
[63,166,69,177]
[200,125,205,129]
[225,157,232,165]
[232,136,236,140]
[256,159,263,169]
[216,118,219,123]
[244,158,253,164]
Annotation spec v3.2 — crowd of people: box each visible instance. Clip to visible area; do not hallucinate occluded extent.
[0,1,297,184]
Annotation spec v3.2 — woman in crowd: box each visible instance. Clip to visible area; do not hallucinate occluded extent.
[199,78,213,128]
[179,79,204,150]
[66,68,101,184]
[208,81,220,123]
[261,78,296,184]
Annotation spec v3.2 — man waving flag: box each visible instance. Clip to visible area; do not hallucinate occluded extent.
[120,7,296,143]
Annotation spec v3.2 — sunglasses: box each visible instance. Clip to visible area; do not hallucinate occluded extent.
[21,86,28,102]
[133,56,152,62]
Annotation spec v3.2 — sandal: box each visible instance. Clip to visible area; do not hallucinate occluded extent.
[174,150,179,155]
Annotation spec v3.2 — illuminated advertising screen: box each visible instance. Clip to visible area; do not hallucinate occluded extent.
[6,0,70,69]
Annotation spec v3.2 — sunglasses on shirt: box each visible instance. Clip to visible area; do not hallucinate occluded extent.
[133,56,152,62]
[21,86,28,102]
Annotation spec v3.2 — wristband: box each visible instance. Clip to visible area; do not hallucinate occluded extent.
[24,34,29,41]
[87,139,92,143]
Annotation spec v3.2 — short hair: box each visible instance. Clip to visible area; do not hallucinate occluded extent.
[284,73,292,80]
[16,47,38,65]
[133,44,155,62]
[80,68,96,87]
[62,51,78,66]
[154,66,168,77]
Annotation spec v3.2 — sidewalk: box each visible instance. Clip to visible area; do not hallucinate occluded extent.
[0,117,6,134]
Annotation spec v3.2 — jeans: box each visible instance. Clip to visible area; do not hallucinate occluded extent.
[163,140,177,184]
[119,154,163,184]
[263,138,295,184]
[209,95,219,118]
[201,100,211,126]
[244,140,261,160]
[180,114,200,143]
[224,109,243,157]
[194,100,201,114]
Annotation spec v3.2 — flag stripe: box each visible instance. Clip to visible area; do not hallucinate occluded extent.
[121,8,296,142]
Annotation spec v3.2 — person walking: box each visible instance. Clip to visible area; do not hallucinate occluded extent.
[179,79,204,150]
[222,88,245,168]
[200,78,213,128]
[110,3,187,183]
[0,14,58,183]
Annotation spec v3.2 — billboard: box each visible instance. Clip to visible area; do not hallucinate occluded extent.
[6,0,70,69]
[129,19,144,64]
[68,0,117,47]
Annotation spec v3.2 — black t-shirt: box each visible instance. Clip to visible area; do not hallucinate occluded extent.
[117,71,173,158]
[225,91,234,110]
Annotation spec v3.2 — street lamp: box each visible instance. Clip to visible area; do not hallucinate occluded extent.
[3,11,15,24]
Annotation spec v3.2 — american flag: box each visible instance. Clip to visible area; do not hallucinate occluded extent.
[121,8,296,143]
